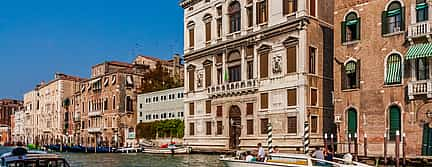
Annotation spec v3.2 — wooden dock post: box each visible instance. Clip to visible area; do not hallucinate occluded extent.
[364,133,368,157]
[324,133,328,152]
[403,133,406,166]
[354,133,358,161]
[330,134,334,156]
[384,132,387,165]
[348,133,352,153]
[396,130,400,167]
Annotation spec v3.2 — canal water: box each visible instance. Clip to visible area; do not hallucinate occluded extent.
[0,147,224,167]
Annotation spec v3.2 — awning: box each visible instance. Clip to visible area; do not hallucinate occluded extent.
[385,55,402,84]
[406,43,432,60]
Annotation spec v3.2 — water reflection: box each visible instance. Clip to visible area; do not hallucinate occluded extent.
[61,153,224,167]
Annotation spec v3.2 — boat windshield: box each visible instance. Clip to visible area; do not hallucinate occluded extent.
[5,159,70,167]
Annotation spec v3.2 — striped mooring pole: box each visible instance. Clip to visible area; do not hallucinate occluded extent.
[304,121,310,154]
[267,123,273,152]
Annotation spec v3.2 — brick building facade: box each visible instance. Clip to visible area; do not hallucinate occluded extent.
[0,99,23,144]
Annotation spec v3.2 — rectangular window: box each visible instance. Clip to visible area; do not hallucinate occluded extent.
[217,68,223,84]
[112,97,116,110]
[205,65,212,87]
[247,120,254,135]
[126,96,132,112]
[260,53,269,78]
[104,99,108,110]
[247,6,254,27]
[189,103,195,116]
[205,22,212,42]
[228,65,241,82]
[287,116,297,134]
[261,93,269,109]
[247,61,254,79]
[188,70,195,91]
[283,0,297,15]
[217,18,222,38]
[257,0,268,24]
[311,88,318,106]
[189,28,195,48]
[311,115,318,133]
[246,103,254,115]
[416,58,429,80]
[310,0,316,17]
[309,47,316,74]
[261,118,269,134]
[287,88,297,106]
[217,121,223,135]
[206,121,212,135]
[189,123,195,136]
[206,100,212,114]
[287,46,297,73]
[216,106,223,117]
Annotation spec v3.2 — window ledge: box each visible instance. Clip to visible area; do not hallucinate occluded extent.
[383,31,405,37]
[383,84,403,88]
[342,88,360,92]
[342,40,360,46]
[258,22,268,27]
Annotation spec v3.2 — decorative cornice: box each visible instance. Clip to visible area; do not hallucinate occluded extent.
[179,0,202,9]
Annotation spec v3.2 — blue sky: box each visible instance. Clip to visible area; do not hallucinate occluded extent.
[0,0,184,99]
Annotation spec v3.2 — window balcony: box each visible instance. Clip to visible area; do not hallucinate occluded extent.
[408,80,432,100]
[207,79,258,97]
[88,110,102,117]
[408,21,432,38]
[87,128,102,133]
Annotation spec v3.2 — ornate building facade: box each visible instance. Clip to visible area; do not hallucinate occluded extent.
[180,0,334,151]
[23,73,82,146]
[71,55,183,148]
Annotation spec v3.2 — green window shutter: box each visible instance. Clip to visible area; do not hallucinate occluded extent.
[356,18,361,41]
[422,124,429,155]
[348,109,357,136]
[382,11,387,35]
[341,21,346,43]
[401,7,405,31]
[355,60,361,88]
[389,106,401,141]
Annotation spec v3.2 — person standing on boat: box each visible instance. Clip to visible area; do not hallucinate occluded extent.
[256,143,265,162]
[312,147,325,160]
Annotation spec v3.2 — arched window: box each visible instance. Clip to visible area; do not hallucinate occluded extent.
[341,12,360,43]
[389,106,401,141]
[342,60,360,90]
[347,108,357,137]
[345,61,358,89]
[416,0,428,22]
[385,54,402,85]
[382,1,405,34]
[228,1,241,33]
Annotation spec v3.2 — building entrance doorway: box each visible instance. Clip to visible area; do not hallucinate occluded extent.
[229,105,241,149]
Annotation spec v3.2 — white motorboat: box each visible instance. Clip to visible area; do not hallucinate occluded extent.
[0,147,70,167]
[220,153,372,167]
[142,145,192,154]
[115,147,142,153]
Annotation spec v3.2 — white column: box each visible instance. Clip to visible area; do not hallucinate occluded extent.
[241,46,247,81]
[253,46,258,79]
[297,27,308,136]
[212,55,218,86]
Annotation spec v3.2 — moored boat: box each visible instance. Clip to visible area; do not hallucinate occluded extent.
[220,153,373,167]
[142,146,192,154]
[0,147,70,167]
